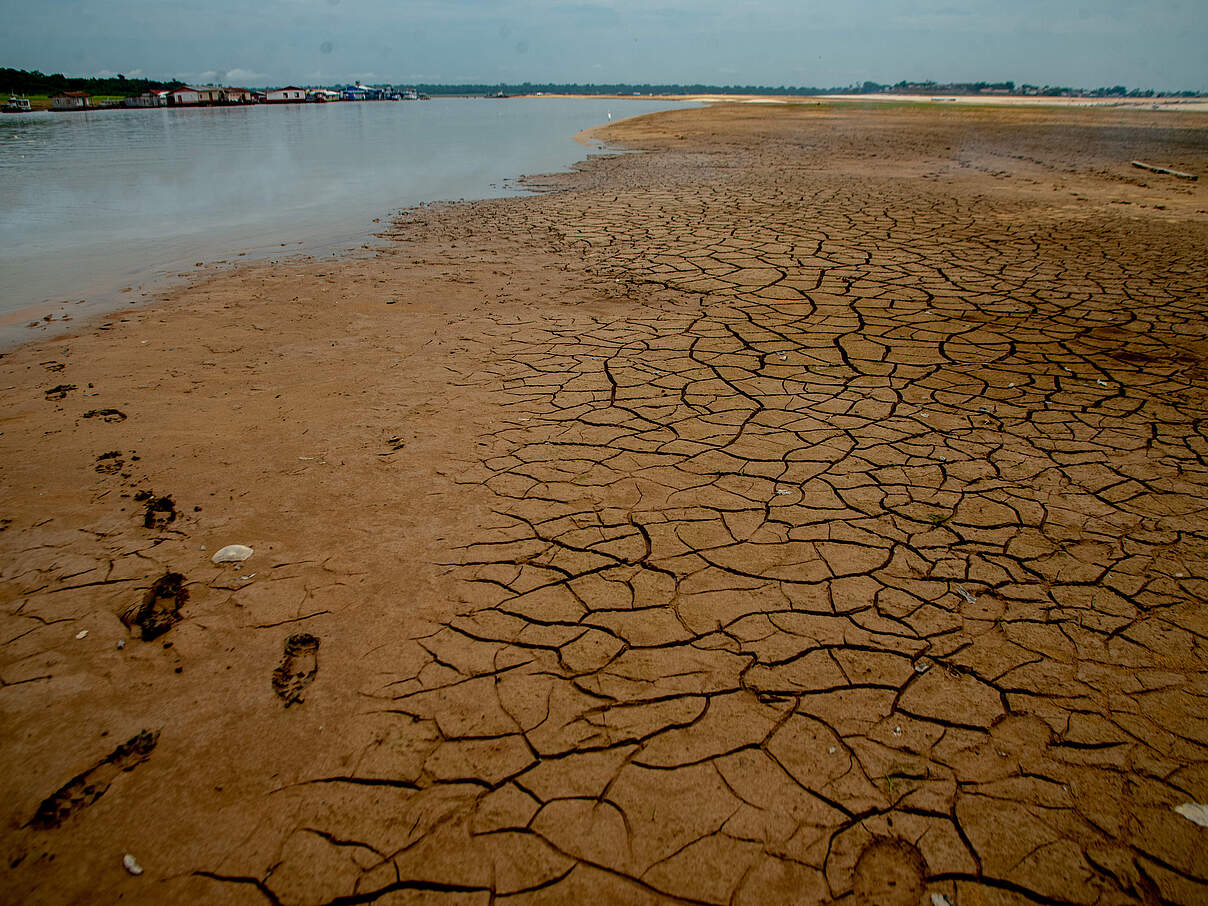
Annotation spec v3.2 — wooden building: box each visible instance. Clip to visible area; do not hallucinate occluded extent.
[51,91,90,110]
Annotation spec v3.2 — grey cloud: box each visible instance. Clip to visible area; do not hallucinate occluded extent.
[0,0,1203,89]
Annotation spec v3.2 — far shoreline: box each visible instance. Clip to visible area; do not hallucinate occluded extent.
[520,91,1208,113]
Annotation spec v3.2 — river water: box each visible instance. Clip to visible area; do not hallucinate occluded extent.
[0,96,689,341]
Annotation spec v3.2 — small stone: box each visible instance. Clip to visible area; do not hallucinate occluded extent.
[931,895,953,906]
[116,639,126,650]
[893,725,903,737]
[123,853,143,876]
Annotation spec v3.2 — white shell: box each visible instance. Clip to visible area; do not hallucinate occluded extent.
[211,544,254,564]
[1175,802,1208,827]
[123,853,144,875]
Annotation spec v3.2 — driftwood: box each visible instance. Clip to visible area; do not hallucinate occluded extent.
[1131,160,1198,180]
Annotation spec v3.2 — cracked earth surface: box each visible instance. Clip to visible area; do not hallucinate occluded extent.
[3,103,1208,904]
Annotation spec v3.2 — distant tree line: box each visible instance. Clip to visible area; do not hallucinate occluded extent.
[410,82,828,96]
[853,79,1204,98]
[1,68,183,97]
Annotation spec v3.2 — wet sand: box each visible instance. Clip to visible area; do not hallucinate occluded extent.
[2,101,1208,904]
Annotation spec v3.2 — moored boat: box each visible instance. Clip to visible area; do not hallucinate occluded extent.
[3,95,32,113]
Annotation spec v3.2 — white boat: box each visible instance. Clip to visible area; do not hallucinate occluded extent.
[3,95,32,113]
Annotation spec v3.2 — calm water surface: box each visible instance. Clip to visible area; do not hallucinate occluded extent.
[0,97,689,338]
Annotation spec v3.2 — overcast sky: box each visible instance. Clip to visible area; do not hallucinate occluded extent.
[4,0,1206,90]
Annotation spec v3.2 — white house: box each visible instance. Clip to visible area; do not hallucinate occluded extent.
[265,87,306,103]
[169,87,203,106]
[51,91,90,110]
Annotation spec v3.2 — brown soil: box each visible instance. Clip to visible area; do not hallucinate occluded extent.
[2,101,1208,904]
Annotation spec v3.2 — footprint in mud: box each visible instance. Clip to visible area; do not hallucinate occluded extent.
[94,451,124,474]
[377,435,408,457]
[44,384,76,400]
[272,633,320,707]
[82,408,127,423]
[122,572,187,640]
[31,730,159,829]
[851,836,927,906]
[143,495,176,529]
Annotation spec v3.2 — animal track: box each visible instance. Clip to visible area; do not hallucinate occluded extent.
[272,633,319,706]
[852,837,928,906]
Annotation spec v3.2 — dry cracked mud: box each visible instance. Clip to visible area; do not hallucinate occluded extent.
[2,102,1208,904]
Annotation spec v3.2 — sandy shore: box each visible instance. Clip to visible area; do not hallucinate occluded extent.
[3,101,1208,904]
[532,92,1208,113]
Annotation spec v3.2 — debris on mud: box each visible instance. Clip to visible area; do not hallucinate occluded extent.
[44,384,76,400]
[211,544,253,564]
[30,730,160,829]
[955,585,978,605]
[272,633,320,706]
[123,853,144,876]
[122,572,188,640]
[1131,160,1198,180]
[82,408,127,422]
[143,495,176,529]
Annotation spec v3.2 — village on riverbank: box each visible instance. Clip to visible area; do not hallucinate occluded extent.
[30,82,430,111]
